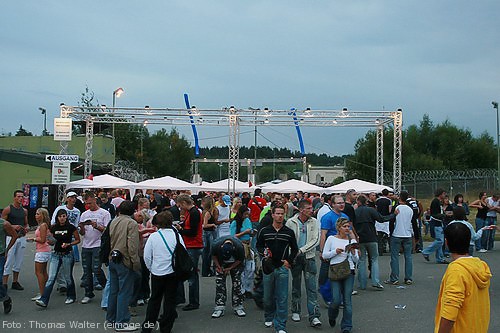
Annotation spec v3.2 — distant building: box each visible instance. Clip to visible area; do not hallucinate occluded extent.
[308,165,344,186]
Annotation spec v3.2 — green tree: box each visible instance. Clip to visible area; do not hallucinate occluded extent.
[143,128,193,180]
[15,125,33,136]
[345,114,496,181]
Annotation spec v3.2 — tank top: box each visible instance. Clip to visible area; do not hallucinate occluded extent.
[35,225,51,253]
[8,204,25,226]
[476,202,488,220]
[203,211,217,231]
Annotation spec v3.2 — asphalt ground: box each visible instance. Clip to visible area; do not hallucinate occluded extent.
[1,239,499,333]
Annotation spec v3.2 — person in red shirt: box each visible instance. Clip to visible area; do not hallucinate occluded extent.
[248,189,267,224]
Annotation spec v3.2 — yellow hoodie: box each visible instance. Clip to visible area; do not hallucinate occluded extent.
[435,257,492,333]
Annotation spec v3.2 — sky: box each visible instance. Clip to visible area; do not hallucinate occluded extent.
[1,1,500,157]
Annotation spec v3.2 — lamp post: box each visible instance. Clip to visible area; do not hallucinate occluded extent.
[39,107,47,135]
[493,101,499,188]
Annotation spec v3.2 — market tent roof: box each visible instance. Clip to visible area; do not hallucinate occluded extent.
[91,174,136,188]
[259,179,325,194]
[324,179,393,194]
[257,180,283,188]
[134,176,200,192]
[67,178,95,189]
[67,174,136,189]
[199,179,256,193]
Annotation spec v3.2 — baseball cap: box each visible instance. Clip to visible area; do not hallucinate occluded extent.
[221,241,234,261]
[222,195,231,205]
[66,191,78,198]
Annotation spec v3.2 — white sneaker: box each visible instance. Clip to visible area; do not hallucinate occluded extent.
[311,317,322,327]
[65,298,75,304]
[136,299,145,306]
[114,323,138,332]
[235,309,246,317]
[479,249,488,253]
[31,294,41,301]
[351,290,358,295]
[291,313,301,322]
[212,310,224,318]
[81,296,91,304]
[277,330,287,333]
[264,321,273,328]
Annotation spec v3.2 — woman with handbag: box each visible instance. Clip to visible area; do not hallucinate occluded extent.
[322,217,359,333]
[142,210,185,333]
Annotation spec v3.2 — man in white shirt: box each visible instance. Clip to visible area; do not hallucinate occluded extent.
[485,194,499,250]
[78,191,111,304]
[385,191,414,285]
[216,194,232,239]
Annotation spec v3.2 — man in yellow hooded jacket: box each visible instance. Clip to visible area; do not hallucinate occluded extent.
[435,222,492,333]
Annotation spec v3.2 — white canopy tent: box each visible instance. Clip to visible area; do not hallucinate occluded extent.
[199,179,256,193]
[133,176,201,195]
[67,174,136,189]
[324,179,393,194]
[259,179,325,194]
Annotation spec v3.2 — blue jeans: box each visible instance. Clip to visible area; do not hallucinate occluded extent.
[358,242,380,288]
[475,218,487,250]
[106,261,136,324]
[40,252,76,305]
[101,266,111,308]
[318,260,332,304]
[177,248,202,307]
[263,266,289,332]
[389,237,413,282]
[329,273,354,332]
[422,226,444,263]
[0,254,7,301]
[291,257,320,322]
[485,217,497,250]
[81,247,106,298]
[202,230,216,276]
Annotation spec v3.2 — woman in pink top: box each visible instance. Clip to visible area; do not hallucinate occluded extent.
[27,208,51,301]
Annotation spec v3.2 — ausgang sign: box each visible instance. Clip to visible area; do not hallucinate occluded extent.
[45,155,79,163]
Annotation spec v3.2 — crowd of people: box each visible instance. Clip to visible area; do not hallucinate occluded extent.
[0,186,495,333]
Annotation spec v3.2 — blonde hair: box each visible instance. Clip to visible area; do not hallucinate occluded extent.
[335,217,350,231]
[36,208,50,226]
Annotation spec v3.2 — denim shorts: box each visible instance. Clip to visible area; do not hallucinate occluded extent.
[35,251,51,263]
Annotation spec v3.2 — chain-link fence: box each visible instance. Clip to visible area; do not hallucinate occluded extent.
[386,169,498,200]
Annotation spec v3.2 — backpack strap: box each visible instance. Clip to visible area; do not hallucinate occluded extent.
[158,229,174,256]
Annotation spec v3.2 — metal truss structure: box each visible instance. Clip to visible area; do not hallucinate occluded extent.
[59,105,403,193]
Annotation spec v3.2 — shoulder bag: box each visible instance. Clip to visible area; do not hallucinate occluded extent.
[328,237,352,281]
[159,228,194,281]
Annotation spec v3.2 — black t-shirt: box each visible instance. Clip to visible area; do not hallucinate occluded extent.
[343,202,356,224]
[50,223,77,253]
[376,197,392,215]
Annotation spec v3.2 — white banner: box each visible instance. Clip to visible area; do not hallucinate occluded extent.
[51,162,71,184]
[54,118,72,141]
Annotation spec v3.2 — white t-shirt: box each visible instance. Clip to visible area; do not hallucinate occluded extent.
[51,205,81,228]
[111,197,125,208]
[79,208,111,248]
[217,205,231,238]
[486,197,498,218]
[393,204,414,238]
